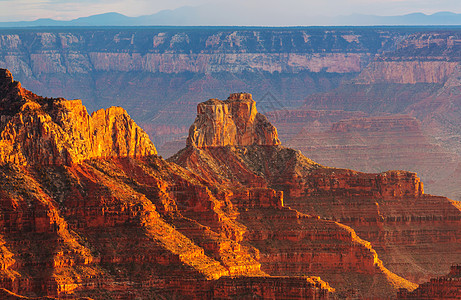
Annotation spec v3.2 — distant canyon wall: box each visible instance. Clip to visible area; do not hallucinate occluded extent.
[0,29,387,76]
[356,61,459,84]
[1,29,458,79]
[1,29,458,120]
[356,31,461,84]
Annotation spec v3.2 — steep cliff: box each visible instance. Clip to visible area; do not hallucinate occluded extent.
[0,29,393,77]
[356,32,460,84]
[188,93,280,148]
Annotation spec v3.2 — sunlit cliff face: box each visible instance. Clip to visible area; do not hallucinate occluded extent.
[187,93,280,148]
[0,69,156,166]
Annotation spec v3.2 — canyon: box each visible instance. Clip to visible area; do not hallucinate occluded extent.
[0,26,460,298]
[1,66,460,298]
[5,71,454,298]
[1,27,458,201]
[0,69,345,299]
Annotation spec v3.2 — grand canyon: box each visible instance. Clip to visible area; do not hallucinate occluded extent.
[1,27,460,202]
[0,25,460,299]
[0,63,460,298]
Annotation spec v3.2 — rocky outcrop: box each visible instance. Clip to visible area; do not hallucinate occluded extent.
[0,69,156,165]
[187,93,280,148]
[282,114,459,197]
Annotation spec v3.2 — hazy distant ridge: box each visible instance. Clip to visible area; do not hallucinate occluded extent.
[1,10,461,27]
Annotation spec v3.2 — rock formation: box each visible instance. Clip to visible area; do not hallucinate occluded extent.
[300,65,461,201]
[2,68,460,298]
[172,93,419,298]
[0,27,450,151]
[279,114,459,197]
[1,28,460,205]
[172,93,461,289]
[3,28,460,205]
[398,265,461,299]
[187,93,280,148]
[0,69,157,165]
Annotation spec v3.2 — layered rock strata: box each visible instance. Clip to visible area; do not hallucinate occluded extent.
[0,69,157,165]
[187,93,280,148]
[1,28,460,205]
[1,27,452,154]
[281,114,459,197]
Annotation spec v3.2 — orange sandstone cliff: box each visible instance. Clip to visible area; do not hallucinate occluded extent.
[0,69,156,166]
[187,93,281,148]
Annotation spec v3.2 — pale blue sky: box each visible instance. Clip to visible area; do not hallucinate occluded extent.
[1,0,460,22]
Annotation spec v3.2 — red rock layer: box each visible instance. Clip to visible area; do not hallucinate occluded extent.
[276,167,461,283]
[0,136,339,299]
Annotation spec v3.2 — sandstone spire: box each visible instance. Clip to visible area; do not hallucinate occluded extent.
[187,93,281,148]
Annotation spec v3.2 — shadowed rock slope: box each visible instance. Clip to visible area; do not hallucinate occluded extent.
[171,92,461,290]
